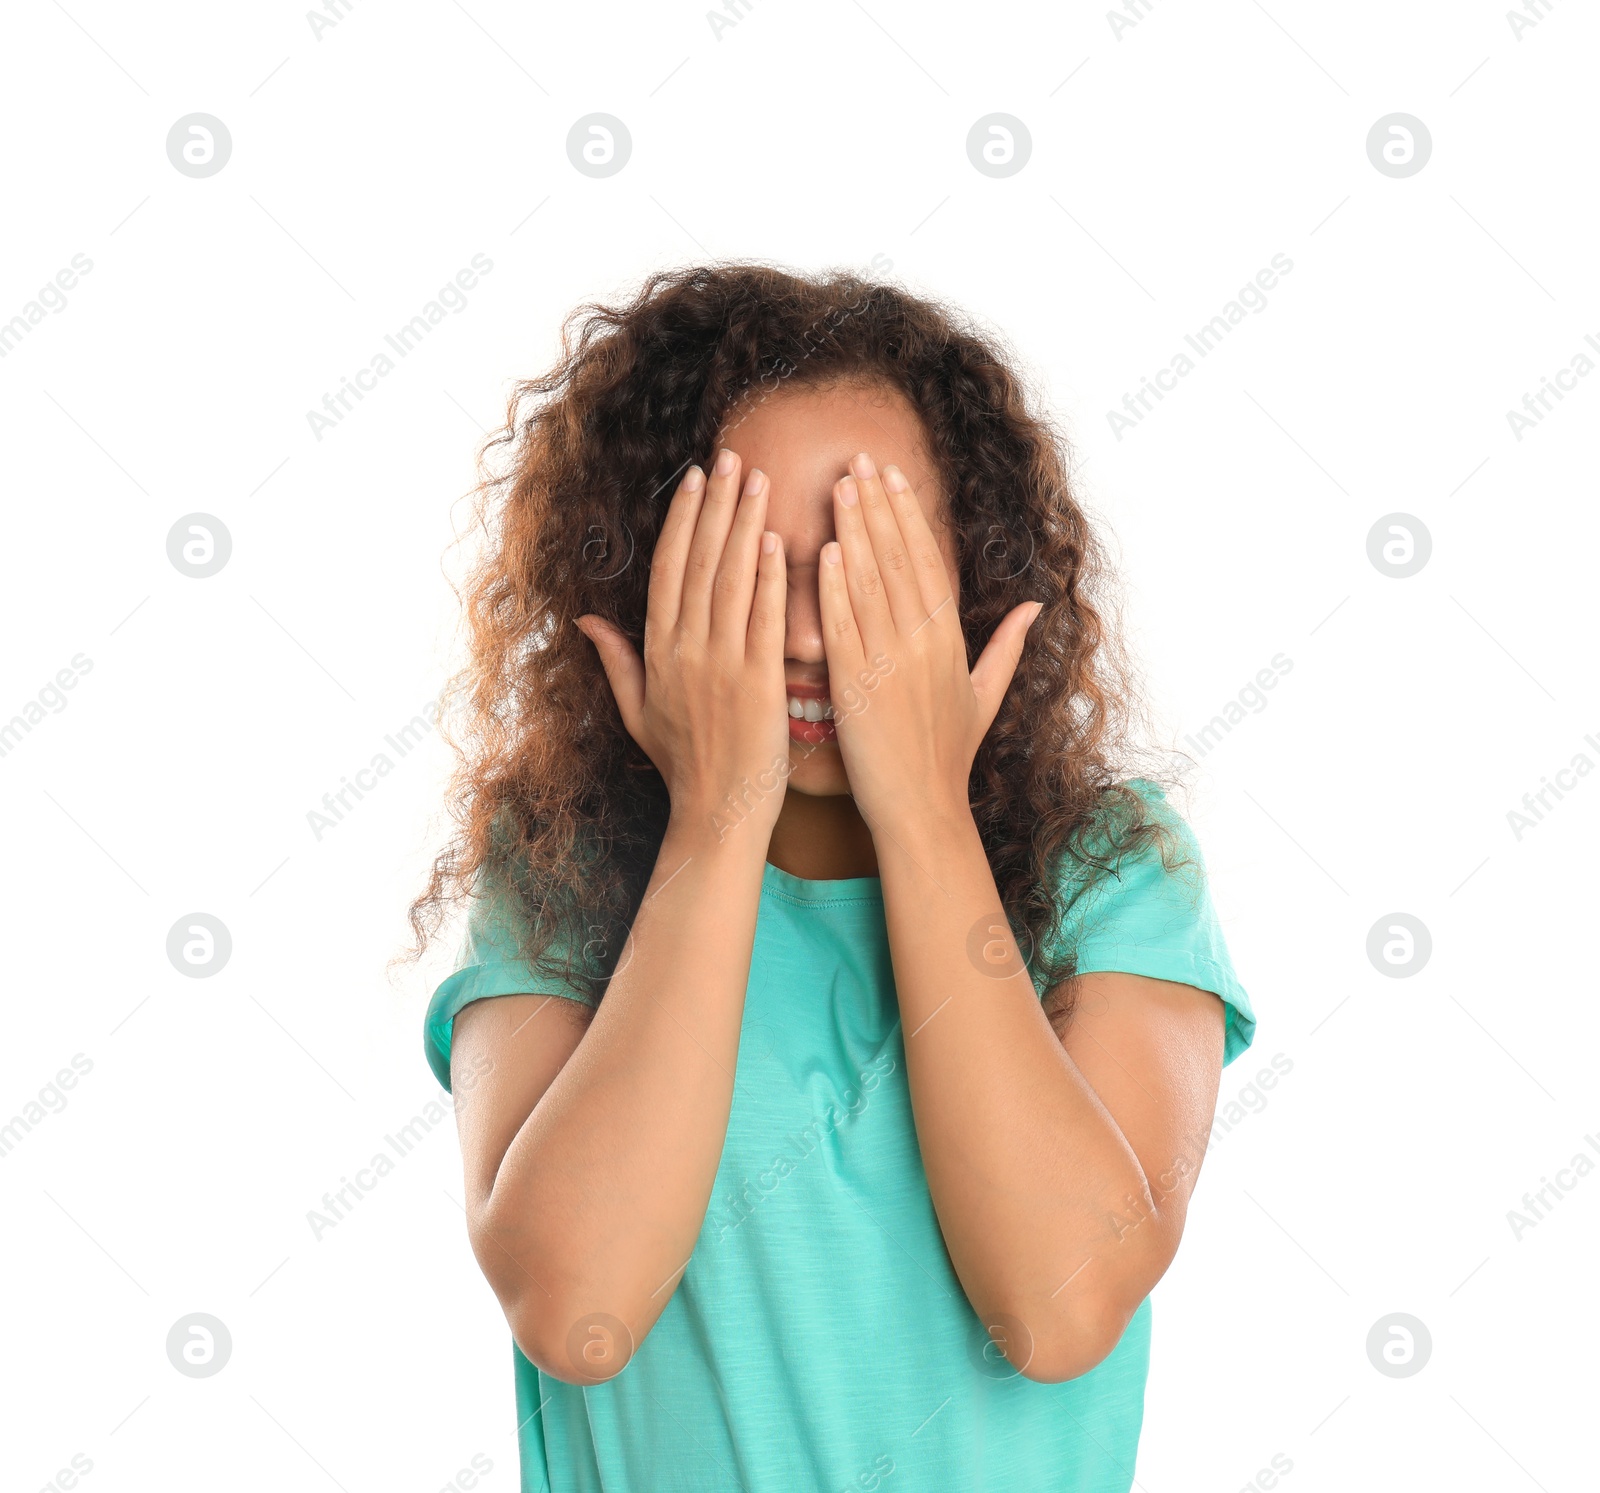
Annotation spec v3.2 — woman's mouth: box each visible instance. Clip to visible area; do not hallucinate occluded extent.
[787,694,837,744]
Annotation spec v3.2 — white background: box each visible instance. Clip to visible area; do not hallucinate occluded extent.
[2,1,1595,1490]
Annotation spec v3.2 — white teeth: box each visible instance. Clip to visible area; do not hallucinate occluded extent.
[787,695,833,723]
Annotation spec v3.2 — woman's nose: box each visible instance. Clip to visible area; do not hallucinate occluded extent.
[783,562,825,663]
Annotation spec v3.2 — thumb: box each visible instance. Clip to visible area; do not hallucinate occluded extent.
[970,600,1043,733]
[574,615,646,740]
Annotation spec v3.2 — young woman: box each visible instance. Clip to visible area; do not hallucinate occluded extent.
[411,265,1256,1493]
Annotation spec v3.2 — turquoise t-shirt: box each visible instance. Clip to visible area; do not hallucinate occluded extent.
[424,779,1255,1493]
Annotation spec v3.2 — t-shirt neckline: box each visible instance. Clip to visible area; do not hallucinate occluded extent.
[761,859,884,903]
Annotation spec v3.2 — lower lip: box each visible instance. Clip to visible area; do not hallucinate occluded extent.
[788,716,837,744]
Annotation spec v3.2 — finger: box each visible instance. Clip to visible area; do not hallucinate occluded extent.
[817,539,867,699]
[710,468,770,652]
[746,528,787,665]
[678,446,743,638]
[881,463,955,617]
[845,451,925,633]
[833,473,895,650]
[646,464,707,630]
[970,601,1043,733]
[575,615,647,743]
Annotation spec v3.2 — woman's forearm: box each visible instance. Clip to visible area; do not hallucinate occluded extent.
[474,808,770,1376]
[874,806,1168,1381]
[464,446,790,1378]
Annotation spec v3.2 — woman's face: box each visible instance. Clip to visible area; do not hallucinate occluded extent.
[715,378,958,799]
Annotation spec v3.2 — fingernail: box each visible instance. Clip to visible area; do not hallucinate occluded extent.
[882,464,907,493]
[761,530,778,555]
[851,451,876,479]
[1029,601,1045,623]
[715,447,738,476]
[744,468,766,496]
[684,465,704,491]
[823,541,842,565]
[838,477,859,508]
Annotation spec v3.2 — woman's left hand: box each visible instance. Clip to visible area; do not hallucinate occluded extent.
[818,451,1043,841]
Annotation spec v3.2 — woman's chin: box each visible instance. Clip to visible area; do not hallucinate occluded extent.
[784,745,851,798]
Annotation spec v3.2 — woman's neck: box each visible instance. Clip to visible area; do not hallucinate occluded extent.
[765,791,879,881]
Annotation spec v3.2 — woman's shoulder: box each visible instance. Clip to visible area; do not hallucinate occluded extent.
[1065,775,1201,880]
[1044,775,1257,1062]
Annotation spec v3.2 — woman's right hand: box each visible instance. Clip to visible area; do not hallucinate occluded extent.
[576,447,790,838]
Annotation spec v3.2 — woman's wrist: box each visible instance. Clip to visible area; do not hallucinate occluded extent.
[867,795,980,869]
[664,792,779,866]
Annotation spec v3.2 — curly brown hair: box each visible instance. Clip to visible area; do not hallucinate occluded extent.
[405,262,1183,1010]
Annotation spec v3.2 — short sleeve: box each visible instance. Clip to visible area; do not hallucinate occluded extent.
[423,873,597,1092]
[1035,779,1257,1067]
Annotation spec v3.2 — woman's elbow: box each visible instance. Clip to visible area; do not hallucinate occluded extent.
[504,1293,644,1385]
[467,1200,673,1383]
[1008,1293,1140,1384]
[464,1209,607,1383]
